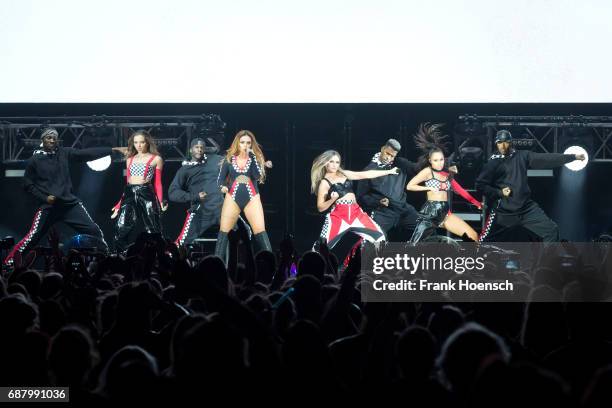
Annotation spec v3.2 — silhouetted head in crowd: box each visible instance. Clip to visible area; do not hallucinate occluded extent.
[39,300,66,337]
[40,272,64,300]
[427,305,465,344]
[438,322,510,395]
[169,314,208,370]
[49,325,96,387]
[297,251,326,283]
[0,295,38,336]
[282,319,332,377]
[115,281,160,330]
[97,345,159,402]
[292,274,322,322]
[14,270,42,299]
[173,316,245,385]
[472,359,569,408]
[196,255,228,294]
[396,326,437,381]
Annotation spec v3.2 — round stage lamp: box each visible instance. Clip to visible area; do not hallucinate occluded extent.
[87,155,111,171]
[563,146,588,171]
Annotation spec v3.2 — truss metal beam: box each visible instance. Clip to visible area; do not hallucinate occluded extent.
[0,114,225,163]
[458,115,612,162]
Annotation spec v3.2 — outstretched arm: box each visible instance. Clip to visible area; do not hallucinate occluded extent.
[394,157,419,175]
[527,151,583,169]
[450,178,482,209]
[342,167,398,180]
[66,147,113,162]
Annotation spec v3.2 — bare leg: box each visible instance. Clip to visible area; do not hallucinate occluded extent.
[219,194,241,233]
[243,195,266,234]
[443,213,479,241]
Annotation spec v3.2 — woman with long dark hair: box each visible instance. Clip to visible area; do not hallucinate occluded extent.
[406,123,482,243]
[111,130,168,253]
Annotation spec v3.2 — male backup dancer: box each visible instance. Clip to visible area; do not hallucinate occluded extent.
[3,128,124,266]
[170,138,251,248]
[170,138,225,246]
[356,139,420,238]
[476,129,586,242]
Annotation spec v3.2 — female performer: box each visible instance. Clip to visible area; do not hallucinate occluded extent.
[111,130,168,253]
[311,150,399,248]
[215,130,272,260]
[406,123,482,243]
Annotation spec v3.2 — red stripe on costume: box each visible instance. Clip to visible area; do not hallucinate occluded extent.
[248,179,256,196]
[356,206,380,231]
[175,211,192,246]
[4,209,43,263]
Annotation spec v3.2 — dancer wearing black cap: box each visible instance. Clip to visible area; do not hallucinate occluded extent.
[169,138,225,246]
[476,129,586,242]
[3,128,124,266]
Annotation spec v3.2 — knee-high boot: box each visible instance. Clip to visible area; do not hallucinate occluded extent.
[253,231,272,254]
[214,231,229,264]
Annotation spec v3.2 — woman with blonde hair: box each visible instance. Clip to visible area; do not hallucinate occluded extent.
[311,150,399,248]
[111,129,168,254]
[215,130,272,261]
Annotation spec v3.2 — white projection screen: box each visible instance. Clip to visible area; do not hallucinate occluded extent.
[1,0,610,103]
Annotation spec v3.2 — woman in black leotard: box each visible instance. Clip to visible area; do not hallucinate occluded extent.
[215,130,272,261]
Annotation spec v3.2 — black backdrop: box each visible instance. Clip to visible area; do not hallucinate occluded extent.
[1,103,610,254]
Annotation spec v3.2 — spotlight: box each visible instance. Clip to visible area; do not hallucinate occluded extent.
[563,146,588,171]
[87,155,111,171]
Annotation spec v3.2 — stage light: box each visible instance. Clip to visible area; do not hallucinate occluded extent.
[563,146,588,171]
[87,155,111,171]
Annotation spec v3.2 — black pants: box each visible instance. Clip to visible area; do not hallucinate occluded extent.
[114,184,162,253]
[409,201,450,244]
[4,202,107,265]
[175,205,221,246]
[370,205,419,237]
[479,200,559,242]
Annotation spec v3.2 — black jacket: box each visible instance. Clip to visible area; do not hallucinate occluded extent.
[475,149,575,213]
[168,154,224,213]
[24,147,112,208]
[356,155,418,213]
